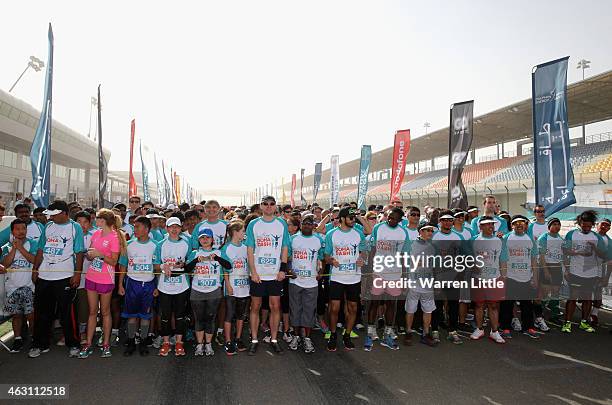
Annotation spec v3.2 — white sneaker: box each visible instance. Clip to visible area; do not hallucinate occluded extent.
[367,325,378,341]
[465,313,475,321]
[69,347,80,358]
[289,335,300,351]
[303,337,315,353]
[431,331,440,343]
[489,330,506,344]
[204,343,215,356]
[470,328,485,340]
[389,328,398,341]
[511,317,522,331]
[282,332,293,344]
[355,323,365,330]
[152,335,164,349]
[535,317,550,332]
[195,343,204,356]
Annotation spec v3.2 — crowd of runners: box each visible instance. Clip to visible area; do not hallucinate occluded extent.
[0,193,610,359]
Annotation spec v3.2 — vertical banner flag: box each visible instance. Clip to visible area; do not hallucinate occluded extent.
[313,162,322,202]
[533,57,576,215]
[175,172,181,203]
[170,167,175,202]
[97,84,109,208]
[291,174,296,207]
[154,153,163,206]
[139,140,150,201]
[300,168,306,206]
[281,177,286,204]
[357,145,372,211]
[448,101,474,209]
[129,119,138,198]
[162,160,171,205]
[330,155,340,206]
[30,24,54,208]
[390,130,410,202]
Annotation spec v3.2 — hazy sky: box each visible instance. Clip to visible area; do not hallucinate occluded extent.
[2,0,611,199]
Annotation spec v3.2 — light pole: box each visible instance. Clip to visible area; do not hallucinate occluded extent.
[9,56,45,93]
[577,59,591,143]
[424,122,431,136]
[88,96,98,139]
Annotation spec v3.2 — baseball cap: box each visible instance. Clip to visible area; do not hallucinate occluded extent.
[511,214,529,224]
[44,200,69,216]
[167,203,178,210]
[198,228,214,239]
[261,195,276,203]
[418,222,435,232]
[479,216,496,225]
[166,217,182,227]
[338,207,358,218]
[301,214,315,224]
[600,218,611,225]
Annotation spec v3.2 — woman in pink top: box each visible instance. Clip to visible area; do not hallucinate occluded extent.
[79,209,126,358]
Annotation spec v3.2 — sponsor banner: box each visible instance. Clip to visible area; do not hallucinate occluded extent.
[139,140,150,201]
[448,101,474,209]
[532,57,576,215]
[129,119,138,198]
[300,168,306,206]
[291,174,296,207]
[313,162,322,202]
[330,155,340,206]
[357,145,372,211]
[97,84,110,208]
[390,130,410,202]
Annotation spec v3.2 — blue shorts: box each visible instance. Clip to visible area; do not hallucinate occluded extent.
[121,278,156,320]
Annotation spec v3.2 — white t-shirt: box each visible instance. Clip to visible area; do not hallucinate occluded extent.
[324,227,367,285]
[79,229,94,289]
[188,248,223,293]
[502,232,537,282]
[537,232,564,264]
[564,229,605,278]
[221,242,250,298]
[471,234,503,280]
[406,227,419,242]
[371,222,408,281]
[245,217,290,281]
[289,233,324,289]
[191,219,228,250]
[119,238,160,283]
[121,223,134,240]
[453,226,473,241]
[1,238,37,295]
[157,237,190,294]
[528,221,548,242]
[38,220,85,281]
[408,238,436,293]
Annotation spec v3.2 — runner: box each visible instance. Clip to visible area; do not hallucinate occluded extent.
[470,216,506,343]
[0,203,44,246]
[287,214,324,353]
[185,228,231,356]
[245,195,290,355]
[157,217,191,357]
[470,195,509,237]
[499,215,540,339]
[79,209,125,359]
[561,210,606,333]
[528,205,548,241]
[537,217,564,323]
[118,215,161,357]
[404,222,437,347]
[221,220,250,355]
[405,206,420,241]
[589,218,611,327]
[125,195,141,224]
[0,219,38,353]
[324,207,369,352]
[74,211,94,346]
[29,200,84,358]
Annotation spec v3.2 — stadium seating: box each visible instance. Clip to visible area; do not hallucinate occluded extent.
[429,156,523,189]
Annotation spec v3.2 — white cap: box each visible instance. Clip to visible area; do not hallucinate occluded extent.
[43,209,62,216]
[166,217,182,227]
[439,214,454,220]
[167,203,178,210]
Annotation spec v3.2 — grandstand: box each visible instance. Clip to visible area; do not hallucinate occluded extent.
[273,68,612,215]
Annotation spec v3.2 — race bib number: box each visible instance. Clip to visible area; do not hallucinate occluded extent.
[163,275,182,284]
[12,259,31,269]
[257,257,277,266]
[90,258,104,272]
[295,269,312,278]
[511,263,528,270]
[133,263,153,273]
[44,246,64,256]
[233,278,249,287]
[197,278,216,287]
[338,263,356,272]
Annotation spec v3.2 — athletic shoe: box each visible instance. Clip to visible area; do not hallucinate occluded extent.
[343,334,355,351]
[152,335,164,349]
[195,343,205,356]
[489,331,506,344]
[215,331,225,346]
[101,345,112,358]
[511,317,522,332]
[289,335,300,351]
[431,331,440,344]
[324,331,331,340]
[110,333,120,347]
[175,342,186,356]
[78,345,93,359]
[270,341,284,354]
[589,315,599,327]
[159,342,172,357]
[420,334,436,347]
[69,346,80,358]
[225,341,237,356]
[205,343,215,356]
[380,334,399,350]
[534,317,550,332]
[470,328,485,340]
[367,325,378,341]
[28,347,49,358]
[139,342,150,356]
[56,336,65,346]
[282,331,293,344]
[579,320,595,333]
[303,337,315,353]
[342,328,359,338]
[522,328,540,339]
[97,334,104,347]
[355,323,365,330]
[9,338,24,353]
[384,327,398,341]
[403,332,413,346]
[561,321,572,333]
[458,322,474,334]
[447,331,463,345]
[313,319,322,330]
[501,329,512,339]
[465,313,475,321]
[144,335,154,347]
[247,341,258,356]
[364,335,373,351]
[124,338,137,356]
[263,329,272,344]
[235,339,247,352]
[326,333,337,352]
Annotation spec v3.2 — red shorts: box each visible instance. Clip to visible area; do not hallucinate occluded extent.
[471,277,505,304]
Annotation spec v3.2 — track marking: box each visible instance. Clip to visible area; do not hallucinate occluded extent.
[547,394,582,405]
[482,395,503,405]
[572,393,612,405]
[265,351,274,357]
[398,389,408,395]
[542,351,612,373]
[308,368,321,376]
[354,394,370,402]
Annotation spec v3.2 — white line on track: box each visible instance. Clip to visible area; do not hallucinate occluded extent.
[542,351,612,373]
[265,351,274,357]
[482,395,503,405]
[354,394,370,402]
[307,369,321,376]
[572,393,612,405]
[547,394,582,405]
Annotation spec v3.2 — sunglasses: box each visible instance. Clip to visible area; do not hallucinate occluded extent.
[261,202,276,206]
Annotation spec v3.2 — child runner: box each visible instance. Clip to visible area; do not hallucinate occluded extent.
[74,211,94,345]
[537,218,565,323]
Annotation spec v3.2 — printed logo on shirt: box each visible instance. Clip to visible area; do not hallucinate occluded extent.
[293,249,318,262]
[335,244,359,257]
[256,234,281,248]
